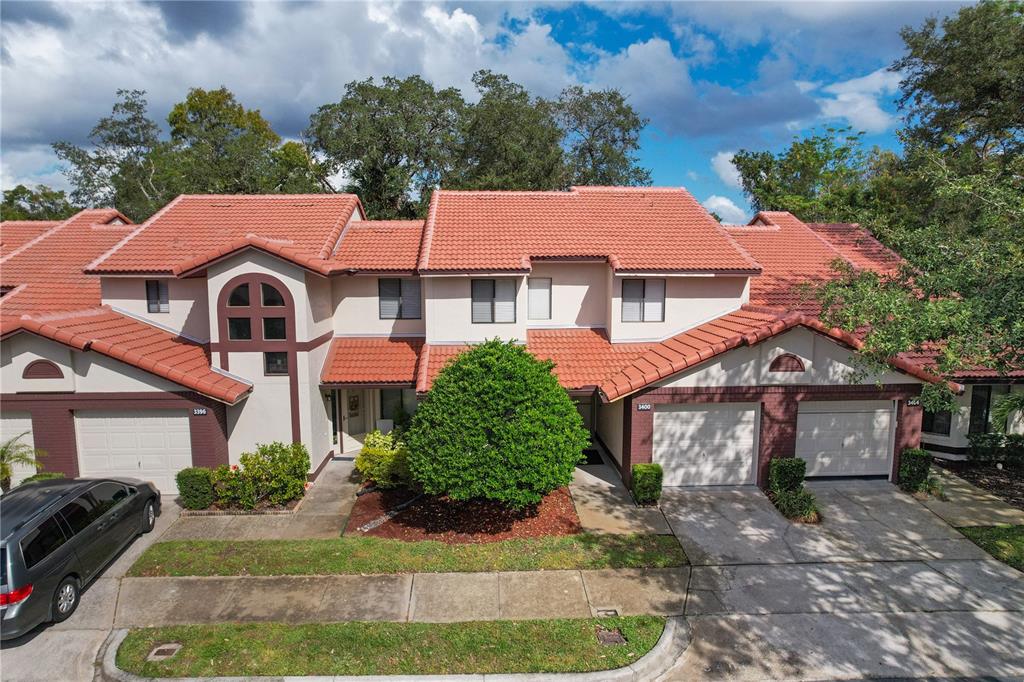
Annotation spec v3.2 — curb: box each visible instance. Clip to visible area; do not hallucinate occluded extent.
[96,617,689,682]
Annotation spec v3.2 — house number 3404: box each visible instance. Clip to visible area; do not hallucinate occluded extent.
[193,407,208,416]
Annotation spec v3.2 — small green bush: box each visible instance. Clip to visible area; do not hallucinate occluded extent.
[211,465,256,509]
[209,442,309,510]
[19,472,64,486]
[355,430,411,488]
[768,457,806,495]
[967,433,1004,462]
[176,467,214,509]
[631,464,663,504]
[772,488,819,520]
[898,447,932,493]
[407,339,589,509]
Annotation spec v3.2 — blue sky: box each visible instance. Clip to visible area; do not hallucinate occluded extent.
[0,1,967,222]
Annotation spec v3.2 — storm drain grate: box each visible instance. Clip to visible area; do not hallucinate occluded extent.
[595,625,627,646]
[147,643,183,662]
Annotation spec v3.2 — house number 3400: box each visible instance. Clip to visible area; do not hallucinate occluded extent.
[193,407,208,416]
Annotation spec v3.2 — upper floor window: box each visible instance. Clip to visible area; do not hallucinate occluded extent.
[527,278,551,320]
[261,283,285,307]
[622,278,665,323]
[146,280,169,313]
[228,284,250,306]
[378,278,422,320]
[471,279,516,324]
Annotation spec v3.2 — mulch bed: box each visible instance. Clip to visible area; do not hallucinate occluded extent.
[344,486,582,544]
[935,460,1024,511]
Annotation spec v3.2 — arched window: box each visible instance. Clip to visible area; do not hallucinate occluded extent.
[228,284,250,307]
[217,274,295,376]
[261,283,285,307]
[22,359,64,379]
[769,353,805,373]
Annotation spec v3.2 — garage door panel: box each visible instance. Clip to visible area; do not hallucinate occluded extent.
[76,409,191,494]
[796,400,893,477]
[654,403,758,486]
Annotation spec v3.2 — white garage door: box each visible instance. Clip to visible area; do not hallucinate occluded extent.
[796,401,894,477]
[0,413,37,487]
[653,403,758,486]
[75,410,191,494]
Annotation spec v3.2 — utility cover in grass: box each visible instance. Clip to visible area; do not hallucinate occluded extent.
[407,339,591,510]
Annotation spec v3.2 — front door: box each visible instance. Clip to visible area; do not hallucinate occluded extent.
[341,388,367,453]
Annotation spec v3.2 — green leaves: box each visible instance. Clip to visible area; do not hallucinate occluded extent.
[1,184,78,221]
[405,339,590,509]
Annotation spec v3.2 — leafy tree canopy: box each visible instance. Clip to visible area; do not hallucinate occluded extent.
[1,184,78,221]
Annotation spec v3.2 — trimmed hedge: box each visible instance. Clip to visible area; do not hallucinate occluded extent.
[898,447,932,493]
[631,464,663,505]
[176,467,214,510]
[355,430,411,489]
[772,488,818,519]
[968,433,1024,471]
[407,339,590,509]
[768,457,806,495]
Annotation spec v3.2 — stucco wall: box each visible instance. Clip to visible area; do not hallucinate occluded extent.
[656,328,919,389]
[609,275,749,342]
[331,275,425,337]
[525,262,608,329]
[301,341,334,461]
[207,251,312,343]
[101,277,211,341]
[423,276,528,344]
[305,271,335,340]
[224,351,292,461]
[596,398,624,464]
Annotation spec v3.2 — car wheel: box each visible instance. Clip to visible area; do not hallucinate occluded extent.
[51,576,79,622]
[141,499,156,534]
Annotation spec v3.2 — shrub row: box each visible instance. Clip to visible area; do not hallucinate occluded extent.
[767,457,820,522]
[967,433,1024,470]
[175,442,310,510]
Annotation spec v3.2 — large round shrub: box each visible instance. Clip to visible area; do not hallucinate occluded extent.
[406,339,589,509]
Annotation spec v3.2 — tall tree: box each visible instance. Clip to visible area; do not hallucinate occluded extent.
[556,85,651,187]
[731,128,868,222]
[306,76,465,219]
[1,184,78,221]
[894,0,1024,160]
[53,89,173,220]
[450,70,565,191]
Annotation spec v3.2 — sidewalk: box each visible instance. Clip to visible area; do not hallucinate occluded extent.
[922,467,1024,527]
[571,465,673,535]
[114,567,689,627]
[160,459,359,540]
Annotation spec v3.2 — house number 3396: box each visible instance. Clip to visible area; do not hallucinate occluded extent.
[193,407,208,416]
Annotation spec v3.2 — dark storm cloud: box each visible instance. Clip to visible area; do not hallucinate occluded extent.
[148,0,251,43]
[0,1,71,29]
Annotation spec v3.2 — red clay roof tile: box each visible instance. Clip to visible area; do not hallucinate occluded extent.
[320,336,425,385]
[329,221,424,273]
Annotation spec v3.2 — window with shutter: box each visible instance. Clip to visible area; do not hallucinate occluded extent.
[528,278,551,320]
[400,278,422,319]
[643,279,665,322]
[146,280,169,313]
[621,279,643,322]
[494,279,516,323]
[471,279,495,323]
[378,278,401,319]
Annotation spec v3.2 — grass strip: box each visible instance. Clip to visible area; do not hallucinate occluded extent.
[129,533,686,576]
[117,617,666,677]
[959,525,1024,571]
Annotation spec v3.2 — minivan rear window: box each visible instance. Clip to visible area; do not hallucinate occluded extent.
[21,516,68,569]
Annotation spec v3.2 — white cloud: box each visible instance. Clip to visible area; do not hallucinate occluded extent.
[816,67,902,133]
[710,151,741,189]
[702,195,747,224]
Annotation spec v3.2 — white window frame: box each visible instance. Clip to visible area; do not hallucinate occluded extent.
[471,278,516,324]
[378,278,421,320]
[527,277,552,321]
[145,280,169,314]
[621,278,665,323]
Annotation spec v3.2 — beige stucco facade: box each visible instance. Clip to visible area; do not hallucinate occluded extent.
[101,276,211,341]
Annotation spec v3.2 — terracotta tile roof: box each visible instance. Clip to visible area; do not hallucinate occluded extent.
[0,209,134,316]
[329,221,424,273]
[321,336,424,385]
[88,194,363,275]
[805,222,903,274]
[898,345,1024,380]
[8,307,251,404]
[0,220,61,257]
[526,329,654,390]
[416,343,469,393]
[418,187,761,274]
[599,306,958,401]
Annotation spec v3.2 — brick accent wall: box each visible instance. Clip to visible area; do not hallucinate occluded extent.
[620,383,923,487]
[1,391,229,478]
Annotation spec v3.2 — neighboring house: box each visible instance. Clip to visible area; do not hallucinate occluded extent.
[0,188,1015,494]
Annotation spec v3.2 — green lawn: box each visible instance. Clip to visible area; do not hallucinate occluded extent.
[959,525,1024,571]
[117,617,665,677]
[129,533,686,576]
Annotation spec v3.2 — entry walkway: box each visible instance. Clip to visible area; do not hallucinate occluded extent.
[113,567,689,627]
[920,466,1024,527]
[571,464,673,535]
[160,459,358,540]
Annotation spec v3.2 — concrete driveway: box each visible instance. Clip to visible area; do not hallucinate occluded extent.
[0,497,182,682]
[656,480,1024,680]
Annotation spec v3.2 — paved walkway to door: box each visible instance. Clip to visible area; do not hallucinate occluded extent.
[160,458,359,541]
[571,464,673,535]
[654,480,1024,680]
[920,466,1024,527]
